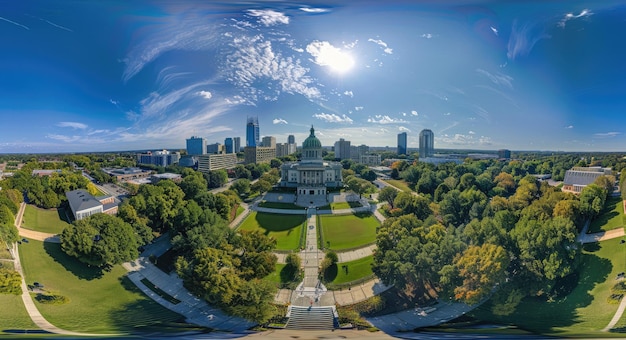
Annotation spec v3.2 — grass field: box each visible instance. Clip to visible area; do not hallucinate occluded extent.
[18,239,186,334]
[257,201,304,210]
[21,205,71,234]
[589,197,625,233]
[471,237,626,336]
[319,213,378,250]
[383,179,412,193]
[0,246,12,260]
[238,212,306,250]
[327,255,374,284]
[0,294,38,333]
[330,201,362,210]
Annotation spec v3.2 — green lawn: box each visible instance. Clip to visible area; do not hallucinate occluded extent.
[238,212,305,250]
[330,201,362,210]
[18,239,186,334]
[319,213,378,250]
[0,294,38,333]
[327,255,374,284]
[383,179,412,193]
[0,246,12,260]
[257,201,305,210]
[21,205,71,234]
[471,238,626,337]
[589,197,625,233]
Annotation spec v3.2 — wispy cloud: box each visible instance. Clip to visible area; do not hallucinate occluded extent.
[39,18,72,32]
[355,106,364,111]
[198,90,212,99]
[399,126,411,132]
[247,9,289,26]
[411,110,418,116]
[558,9,592,28]
[306,40,354,69]
[421,33,434,39]
[368,38,393,54]
[565,125,574,129]
[57,122,88,129]
[0,16,29,30]
[439,133,493,146]
[299,7,329,13]
[344,91,353,97]
[476,69,514,89]
[593,132,620,138]
[490,26,498,36]
[472,105,490,122]
[273,118,288,124]
[139,81,211,119]
[367,115,407,124]
[507,20,551,61]
[109,99,119,105]
[313,113,353,123]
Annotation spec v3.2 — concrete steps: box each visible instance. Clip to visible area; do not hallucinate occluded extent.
[286,306,337,330]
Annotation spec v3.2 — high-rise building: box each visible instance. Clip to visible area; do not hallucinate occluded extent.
[261,136,276,148]
[419,129,434,158]
[224,138,234,153]
[206,143,225,154]
[288,135,295,144]
[186,136,206,156]
[233,137,241,153]
[287,135,296,154]
[276,143,290,158]
[244,146,275,164]
[137,150,181,167]
[397,132,407,156]
[334,138,351,160]
[246,116,260,147]
[498,149,511,159]
[350,144,369,160]
[197,153,237,173]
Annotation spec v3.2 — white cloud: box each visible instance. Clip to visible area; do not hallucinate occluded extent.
[411,110,418,116]
[344,91,353,97]
[306,40,354,71]
[57,122,88,129]
[565,125,574,129]
[273,118,288,124]
[476,69,514,89]
[438,133,493,146]
[313,113,353,123]
[421,33,433,39]
[247,9,289,26]
[299,7,329,13]
[47,134,81,142]
[355,106,364,111]
[343,40,358,49]
[368,38,393,54]
[399,126,411,132]
[0,16,29,30]
[558,9,592,28]
[490,26,498,35]
[109,99,119,105]
[444,112,451,116]
[198,90,212,99]
[469,130,475,135]
[593,132,620,138]
[507,20,551,61]
[367,115,407,124]
[402,112,406,116]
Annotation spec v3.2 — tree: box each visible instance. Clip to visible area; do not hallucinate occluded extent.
[453,243,509,305]
[360,169,377,182]
[251,179,272,194]
[0,268,22,295]
[61,214,139,268]
[116,203,153,245]
[270,159,283,169]
[378,187,398,208]
[231,179,251,196]
[180,171,208,199]
[206,169,228,189]
[345,176,376,199]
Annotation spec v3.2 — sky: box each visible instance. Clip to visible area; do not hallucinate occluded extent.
[1,0,626,153]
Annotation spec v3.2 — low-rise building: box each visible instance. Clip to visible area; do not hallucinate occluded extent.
[359,154,381,166]
[103,167,152,182]
[66,189,118,221]
[150,173,183,183]
[562,166,613,194]
[137,150,180,167]
[197,153,238,172]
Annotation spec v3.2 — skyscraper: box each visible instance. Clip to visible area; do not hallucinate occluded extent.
[233,137,241,153]
[288,135,295,144]
[287,135,296,154]
[419,129,434,158]
[186,136,206,156]
[246,116,260,147]
[397,132,407,156]
[261,136,276,148]
[224,137,234,153]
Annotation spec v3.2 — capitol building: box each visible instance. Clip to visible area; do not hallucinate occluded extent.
[279,126,343,203]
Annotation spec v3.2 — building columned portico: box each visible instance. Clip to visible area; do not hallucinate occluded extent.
[279,126,343,205]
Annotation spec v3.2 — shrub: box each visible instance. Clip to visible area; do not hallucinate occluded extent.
[35,293,69,305]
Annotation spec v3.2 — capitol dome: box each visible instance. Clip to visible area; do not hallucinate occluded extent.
[302,126,322,149]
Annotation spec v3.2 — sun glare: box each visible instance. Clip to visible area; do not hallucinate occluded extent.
[310,43,355,73]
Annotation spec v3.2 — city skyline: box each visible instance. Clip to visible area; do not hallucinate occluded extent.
[2,1,626,153]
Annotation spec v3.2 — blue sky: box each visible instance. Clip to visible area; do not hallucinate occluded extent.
[1,0,625,153]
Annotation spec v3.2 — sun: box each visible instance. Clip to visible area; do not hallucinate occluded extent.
[308,41,355,74]
[325,50,355,73]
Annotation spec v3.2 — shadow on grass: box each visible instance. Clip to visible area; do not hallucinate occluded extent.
[322,264,338,282]
[43,241,103,280]
[279,265,299,283]
[255,213,306,232]
[588,197,622,233]
[109,276,208,335]
[56,207,72,224]
[472,251,612,334]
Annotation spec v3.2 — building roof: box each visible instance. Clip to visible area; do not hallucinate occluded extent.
[563,170,605,186]
[302,126,322,149]
[66,189,101,213]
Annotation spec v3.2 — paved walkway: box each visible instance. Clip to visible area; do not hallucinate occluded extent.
[291,210,328,307]
[579,227,625,244]
[604,292,626,332]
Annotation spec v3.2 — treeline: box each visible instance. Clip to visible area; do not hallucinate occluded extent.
[0,188,23,295]
[373,158,614,314]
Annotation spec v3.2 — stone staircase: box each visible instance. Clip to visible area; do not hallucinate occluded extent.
[285,306,337,330]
